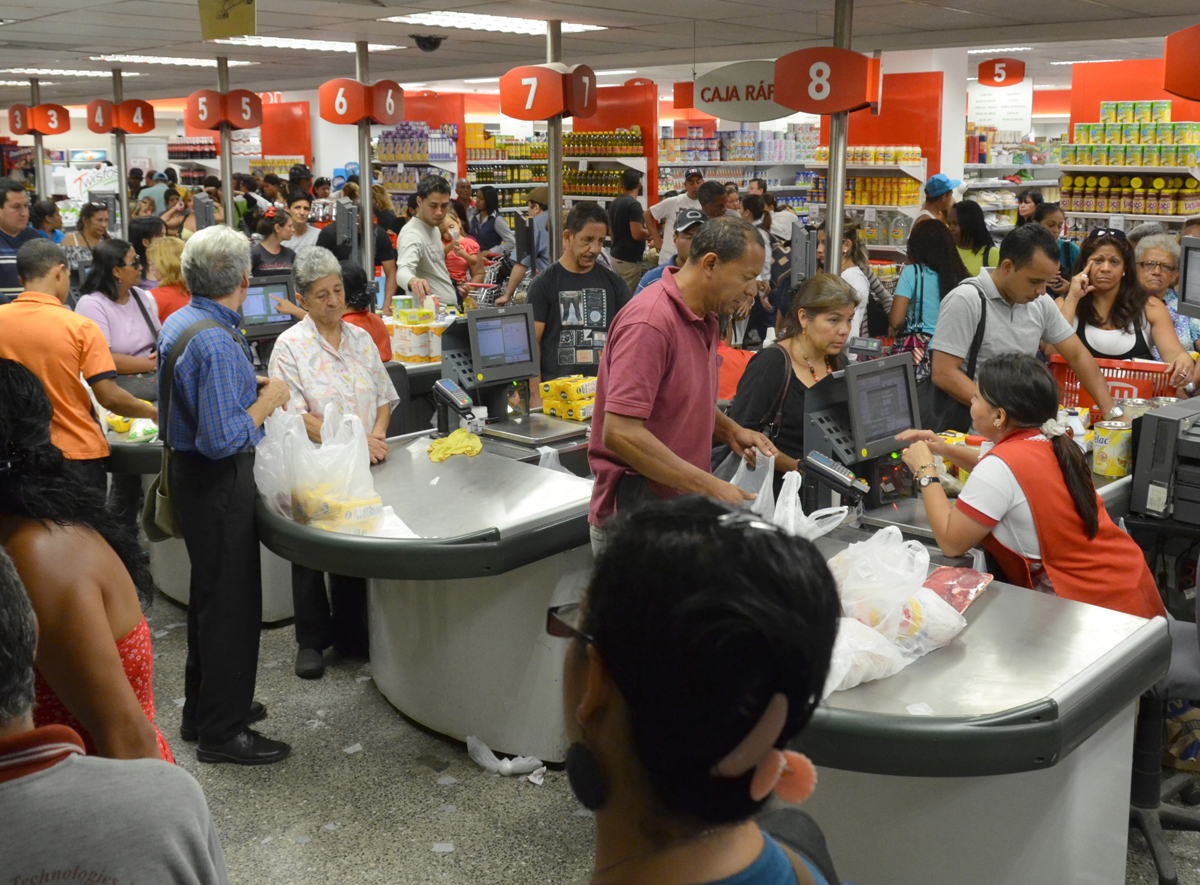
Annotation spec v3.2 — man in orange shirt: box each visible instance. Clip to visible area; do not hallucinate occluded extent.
[0,240,155,492]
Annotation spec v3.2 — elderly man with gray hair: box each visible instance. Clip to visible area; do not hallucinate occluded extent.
[268,247,398,679]
[157,224,292,765]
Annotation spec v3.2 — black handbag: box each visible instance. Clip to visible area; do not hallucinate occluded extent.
[712,344,794,477]
[931,281,987,433]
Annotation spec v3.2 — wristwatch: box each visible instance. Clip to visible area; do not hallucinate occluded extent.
[1103,405,1125,420]
[918,474,941,488]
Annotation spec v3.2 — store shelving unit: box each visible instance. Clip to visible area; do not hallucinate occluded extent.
[964,163,1061,172]
[377,160,459,176]
[1064,211,1192,222]
[809,201,922,219]
[808,162,927,181]
[1060,165,1200,177]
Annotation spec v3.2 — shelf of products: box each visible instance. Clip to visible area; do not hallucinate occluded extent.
[808,174,922,210]
[657,168,816,193]
[564,130,644,158]
[249,157,305,176]
[1061,165,1199,176]
[463,128,550,161]
[1064,211,1193,222]
[467,164,545,186]
[375,122,457,164]
[378,166,453,192]
[659,124,820,164]
[1061,171,1200,217]
[807,162,926,182]
[964,178,1059,189]
[964,163,1062,171]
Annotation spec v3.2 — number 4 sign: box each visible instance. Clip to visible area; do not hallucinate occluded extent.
[773,48,881,116]
[977,58,1025,88]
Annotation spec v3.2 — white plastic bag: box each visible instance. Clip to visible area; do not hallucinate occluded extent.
[729,448,775,518]
[466,735,543,777]
[772,471,848,540]
[822,618,908,699]
[288,403,383,535]
[254,408,305,518]
[536,445,572,475]
[827,526,929,631]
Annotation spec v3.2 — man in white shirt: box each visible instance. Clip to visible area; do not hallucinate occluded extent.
[287,191,320,252]
[645,167,704,267]
[396,175,457,304]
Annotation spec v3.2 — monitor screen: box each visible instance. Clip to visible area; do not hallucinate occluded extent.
[374,273,386,311]
[853,364,914,444]
[476,314,533,368]
[1181,238,1200,318]
[242,281,292,327]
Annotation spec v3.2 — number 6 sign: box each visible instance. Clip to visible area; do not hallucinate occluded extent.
[976,58,1025,88]
[500,65,567,121]
[774,48,881,116]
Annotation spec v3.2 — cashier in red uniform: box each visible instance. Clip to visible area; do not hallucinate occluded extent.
[896,352,1165,620]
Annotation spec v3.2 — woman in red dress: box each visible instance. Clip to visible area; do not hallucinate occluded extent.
[0,359,172,761]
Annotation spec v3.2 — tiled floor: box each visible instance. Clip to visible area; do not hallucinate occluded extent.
[148,591,1200,884]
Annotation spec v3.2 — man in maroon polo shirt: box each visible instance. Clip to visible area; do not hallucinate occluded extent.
[588,217,778,550]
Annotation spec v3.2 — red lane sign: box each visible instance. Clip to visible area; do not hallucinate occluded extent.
[185,90,224,130]
[977,58,1026,88]
[87,99,114,133]
[319,79,368,125]
[368,80,404,126]
[564,64,597,118]
[500,65,567,121]
[32,104,70,135]
[774,48,881,116]
[116,99,155,134]
[225,90,262,130]
[7,104,30,136]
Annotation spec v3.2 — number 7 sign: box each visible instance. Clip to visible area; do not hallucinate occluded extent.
[500,65,567,121]
[564,64,597,118]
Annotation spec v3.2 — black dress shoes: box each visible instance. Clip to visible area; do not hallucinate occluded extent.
[196,728,291,765]
[180,701,267,743]
[295,648,325,679]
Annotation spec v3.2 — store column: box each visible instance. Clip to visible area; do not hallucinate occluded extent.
[825,0,853,278]
[216,58,236,229]
[28,79,45,201]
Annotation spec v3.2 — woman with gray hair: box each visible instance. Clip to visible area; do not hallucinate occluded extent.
[1136,233,1199,354]
[268,246,398,679]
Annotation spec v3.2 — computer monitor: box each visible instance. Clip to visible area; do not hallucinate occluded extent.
[373,272,387,311]
[192,192,216,231]
[465,304,539,385]
[334,197,359,265]
[1179,235,1200,321]
[844,353,921,459]
[240,275,297,340]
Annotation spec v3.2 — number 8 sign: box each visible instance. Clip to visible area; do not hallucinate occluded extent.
[774,48,881,116]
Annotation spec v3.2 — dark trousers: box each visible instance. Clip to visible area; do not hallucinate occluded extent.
[292,566,368,656]
[172,450,261,744]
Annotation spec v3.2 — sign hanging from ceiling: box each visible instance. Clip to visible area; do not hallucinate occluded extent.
[967,78,1034,133]
[774,48,881,116]
[693,60,790,123]
[197,0,256,42]
[976,58,1026,88]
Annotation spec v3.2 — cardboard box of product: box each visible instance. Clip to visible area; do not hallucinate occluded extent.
[565,398,596,421]
[559,377,598,402]
[293,485,384,536]
[1117,102,1135,123]
[1100,102,1117,123]
[1153,101,1173,123]
[1135,102,1153,123]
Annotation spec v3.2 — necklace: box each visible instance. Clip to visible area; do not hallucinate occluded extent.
[591,823,733,883]
[791,335,826,379]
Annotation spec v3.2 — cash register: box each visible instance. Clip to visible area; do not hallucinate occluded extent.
[800,352,922,511]
[438,303,587,446]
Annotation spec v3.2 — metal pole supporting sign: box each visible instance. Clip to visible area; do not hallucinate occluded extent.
[825,0,853,279]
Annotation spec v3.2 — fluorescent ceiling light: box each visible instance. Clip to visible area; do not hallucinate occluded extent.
[596,69,636,76]
[1050,59,1126,65]
[91,54,255,67]
[463,77,500,83]
[0,68,137,77]
[967,47,1031,54]
[211,36,402,52]
[397,83,426,88]
[967,77,978,81]
[0,79,53,86]
[379,12,605,35]
[473,90,500,95]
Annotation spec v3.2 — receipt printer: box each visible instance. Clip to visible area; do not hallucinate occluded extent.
[1131,398,1200,523]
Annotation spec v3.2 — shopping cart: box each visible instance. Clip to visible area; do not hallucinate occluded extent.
[1048,354,1178,408]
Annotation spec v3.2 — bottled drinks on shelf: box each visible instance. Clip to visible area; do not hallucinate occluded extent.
[463,124,548,161]
[176,167,210,187]
[248,157,305,176]
[563,168,622,197]
[809,175,920,207]
[563,130,643,158]
[466,164,546,185]
[167,138,217,161]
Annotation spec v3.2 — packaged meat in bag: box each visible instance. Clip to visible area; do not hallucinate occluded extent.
[922,566,994,614]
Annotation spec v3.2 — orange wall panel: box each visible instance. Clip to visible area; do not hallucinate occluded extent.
[1032,90,1071,116]
[576,83,659,203]
[261,101,311,164]
[820,72,943,175]
[1069,59,1200,129]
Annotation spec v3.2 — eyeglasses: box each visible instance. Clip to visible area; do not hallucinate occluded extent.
[1138,260,1178,273]
[117,261,139,268]
[546,603,595,646]
[1086,228,1127,240]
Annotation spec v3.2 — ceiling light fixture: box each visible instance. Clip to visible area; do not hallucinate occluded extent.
[0,79,54,86]
[397,83,426,89]
[211,36,402,52]
[1033,84,1067,90]
[463,77,501,83]
[1049,59,1126,65]
[966,47,1031,54]
[0,68,137,77]
[595,69,637,76]
[379,12,605,35]
[91,54,255,67]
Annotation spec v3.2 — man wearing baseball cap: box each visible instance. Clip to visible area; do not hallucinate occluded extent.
[634,208,706,294]
[139,171,171,215]
[916,173,960,226]
[288,163,313,200]
[644,166,704,267]
[499,185,552,304]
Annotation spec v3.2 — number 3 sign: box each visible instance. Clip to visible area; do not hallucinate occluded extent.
[976,58,1025,88]
[774,48,881,116]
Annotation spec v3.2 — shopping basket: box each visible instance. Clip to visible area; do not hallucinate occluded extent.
[1048,354,1178,408]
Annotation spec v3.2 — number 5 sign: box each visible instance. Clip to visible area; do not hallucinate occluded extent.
[774,48,881,116]
[977,58,1025,88]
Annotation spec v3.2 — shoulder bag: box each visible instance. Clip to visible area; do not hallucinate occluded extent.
[930,279,988,433]
[115,287,161,402]
[712,344,794,478]
[889,269,934,383]
[140,318,241,541]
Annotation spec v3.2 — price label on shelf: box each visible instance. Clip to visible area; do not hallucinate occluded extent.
[368,80,404,126]
[864,208,877,222]
[976,58,1025,88]
[87,99,114,133]
[7,104,30,136]
[500,64,567,121]
[773,48,881,116]
[116,100,155,134]
[225,90,262,130]
[185,90,224,131]
[563,64,597,119]
[319,79,368,125]
[32,104,70,135]
[1108,214,1126,231]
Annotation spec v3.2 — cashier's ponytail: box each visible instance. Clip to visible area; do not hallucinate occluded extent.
[976,354,1099,539]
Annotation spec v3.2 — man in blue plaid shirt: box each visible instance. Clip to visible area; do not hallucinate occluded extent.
[158,225,292,766]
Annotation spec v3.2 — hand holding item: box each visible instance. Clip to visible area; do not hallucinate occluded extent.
[895,428,945,455]
[730,430,779,464]
[710,477,757,506]
[409,277,432,299]
[1170,352,1193,391]
[900,440,936,475]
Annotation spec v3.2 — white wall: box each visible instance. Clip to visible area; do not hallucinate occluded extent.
[281,89,358,179]
[881,48,968,182]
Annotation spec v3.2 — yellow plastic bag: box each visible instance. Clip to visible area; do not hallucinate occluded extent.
[428,428,482,462]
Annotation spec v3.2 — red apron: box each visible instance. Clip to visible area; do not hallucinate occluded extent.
[975,428,1165,620]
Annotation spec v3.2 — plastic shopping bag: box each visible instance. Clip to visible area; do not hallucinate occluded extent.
[822,618,908,699]
[826,526,929,633]
[536,445,572,475]
[772,471,848,540]
[254,408,305,518]
[728,448,775,518]
[289,403,383,535]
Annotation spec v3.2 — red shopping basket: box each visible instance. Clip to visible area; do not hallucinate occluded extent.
[1048,354,1177,408]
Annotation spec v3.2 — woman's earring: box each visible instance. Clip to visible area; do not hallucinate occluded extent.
[566,742,608,811]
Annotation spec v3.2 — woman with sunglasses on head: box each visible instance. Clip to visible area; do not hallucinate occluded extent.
[1052,229,1194,391]
[897,353,1165,619]
[62,202,110,271]
[552,494,843,885]
[250,206,296,276]
[1135,234,1200,355]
